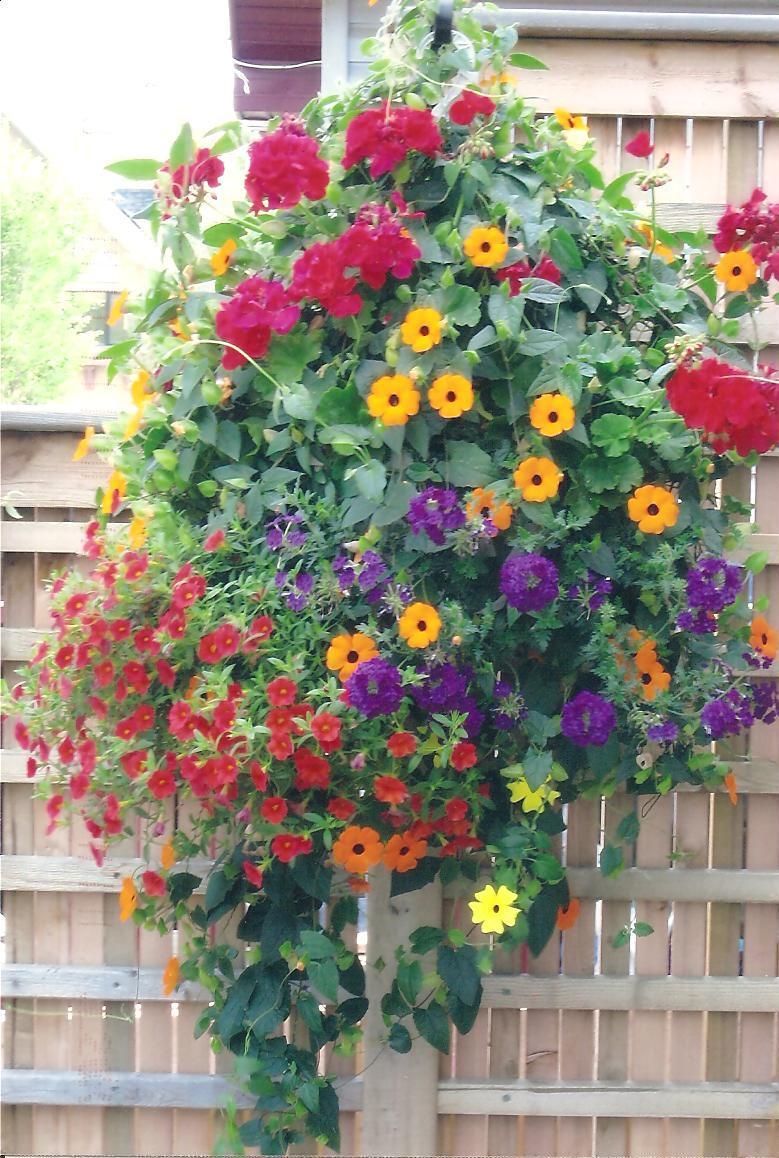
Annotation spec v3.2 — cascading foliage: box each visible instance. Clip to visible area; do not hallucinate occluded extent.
[8,0,779,1150]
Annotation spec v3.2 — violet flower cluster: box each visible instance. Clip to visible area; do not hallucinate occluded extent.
[500,552,559,613]
[677,556,742,634]
[407,487,465,545]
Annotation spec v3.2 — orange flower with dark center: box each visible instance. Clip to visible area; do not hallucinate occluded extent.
[749,615,777,660]
[627,485,679,534]
[332,825,384,873]
[556,898,581,930]
[162,956,180,995]
[383,832,428,873]
[466,487,512,531]
[529,392,575,437]
[638,662,671,701]
[715,249,758,293]
[326,632,378,681]
[513,456,563,502]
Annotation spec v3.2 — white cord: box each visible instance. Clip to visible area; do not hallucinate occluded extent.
[232,58,322,70]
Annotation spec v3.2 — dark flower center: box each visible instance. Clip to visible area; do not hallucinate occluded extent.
[647,503,660,516]
[762,633,768,645]
[493,903,501,912]
[388,393,400,406]
[419,325,430,336]
[417,620,427,631]
[531,474,543,486]
[732,265,742,275]
[548,411,559,423]
[353,843,365,856]
[399,846,409,856]
[446,390,457,402]
[347,650,359,663]
[481,241,492,253]
[641,673,652,685]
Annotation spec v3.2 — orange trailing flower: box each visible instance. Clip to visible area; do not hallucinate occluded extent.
[128,515,148,550]
[399,307,443,352]
[101,469,127,516]
[466,487,512,531]
[398,601,441,648]
[211,237,238,276]
[347,875,372,894]
[162,955,180,996]
[529,392,575,437]
[555,108,586,131]
[428,373,474,419]
[463,225,508,268]
[107,289,128,327]
[556,898,581,931]
[715,249,758,293]
[749,614,777,660]
[373,774,409,804]
[332,825,384,873]
[131,370,152,407]
[627,485,679,534]
[160,841,176,871]
[366,373,421,425]
[119,876,137,922]
[383,832,428,873]
[513,456,563,502]
[326,632,378,681]
[634,222,674,264]
[723,770,739,807]
[632,638,671,701]
[73,426,95,462]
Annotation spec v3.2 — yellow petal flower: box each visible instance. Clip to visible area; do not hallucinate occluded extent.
[128,515,147,550]
[72,426,95,462]
[161,841,176,871]
[513,456,563,502]
[714,249,758,293]
[366,374,421,426]
[119,876,138,922]
[162,955,180,996]
[211,237,238,277]
[428,373,474,419]
[554,108,587,131]
[398,601,441,648]
[562,127,589,151]
[101,469,127,515]
[130,370,151,408]
[469,883,520,935]
[326,632,379,681]
[107,290,129,327]
[529,393,575,437]
[399,308,443,353]
[463,225,508,268]
[123,405,145,440]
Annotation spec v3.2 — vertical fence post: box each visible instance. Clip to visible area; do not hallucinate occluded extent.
[361,868,442,1156]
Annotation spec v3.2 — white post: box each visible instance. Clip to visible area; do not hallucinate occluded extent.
[361,867,442,1156]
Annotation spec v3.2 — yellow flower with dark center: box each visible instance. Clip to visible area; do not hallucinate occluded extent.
[555,108,587,131]
[749,614,777,660]
[211,237,238,276]
[119,876,137,922]
[367,374,421,426]
[326,632,379,681]
[398,601,441,648]
[507,777,561,813]
[73,425,95,462]
[469,883,520,935]
[513,456,563,502]
[627,484,679,534]
[466,487,512,531]
[529,392,575,437]
[400,308,443,352]
[715,249,758,293]
[107,290,128,327]
[463,225,509,268]
[638,661,671,702]
[428,373,474,419]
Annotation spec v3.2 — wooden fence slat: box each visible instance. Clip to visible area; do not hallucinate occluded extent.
[1,431,106,508]
[1,521,88,554]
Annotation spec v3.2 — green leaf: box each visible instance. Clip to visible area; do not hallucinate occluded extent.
[317,383,363,425]
[168,871,201,904]
[591,414,635,457]
[169,123,195,170]
[600,843,625,878]
[307,1080,340,1149]
[299,929,337,961]
[390,856,440,897]
[202,222,245,247]
[396,957,423,1005]
[523,279,567,305]
[388,1023,413,1053]
[266,330,322,387]
[580,452,643,493]
[245,967,291,1036]
[441,283,482,327]
[521,329,568,357]
[372,479,414,527]
[105,158,161,181]
[447,990,481,1034]
[413,1003,450,1054]
[527,884,564,956]
[437,944,481,1006]
[308,958,340,1003]
[634,921,655,938]
[337,996,368,1025]
[216,421,242,461]
[297,1081,320,1114]
[467,324,498,351]
[508,51,548,70]
[443,441,496,487]
[601,171,637,207]
[523,748,554,788]
[409,926,445,955]
[351,460,387,502]
[616,812,640,844]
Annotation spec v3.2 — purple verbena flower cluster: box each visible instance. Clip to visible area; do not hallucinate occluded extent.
[332,550,390,603]
[750,680,779,724]
[647,720,679,744]
[345,657,404,718]
[275,569,314,611]
[700,689,754,739]
[492,678,527,731]
[407,487,465,545]
[411,662,484,737]
[266,510,307,551]
[500,552,559,613]
[677,556,742,634]
[561,690,617,747]
[567,570,614,612]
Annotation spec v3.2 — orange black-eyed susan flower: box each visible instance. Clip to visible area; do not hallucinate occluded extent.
[638,661,671,701]
[119,876,137,922]
[73,426,95,462]
[398,601,441,648]
[627,485,679,534]
[556,898,581,931]
[555,108,586,131]
[162,955,180,995]
[332,825,384,873]
[749,614,777,660]
[326,632,378,681]
[428,373,474,418]
[366,374,421,425]
[211,237,237,276]
[399,307,443,352]
[634,222,674,263]
[383,832,428,873]
[513,456,563,502]
[463,225,509,268]
[466,487,512,531]
[101,470,127,516]
[715,249,758,293]
[160,841,176,871]
[529,392,575,437]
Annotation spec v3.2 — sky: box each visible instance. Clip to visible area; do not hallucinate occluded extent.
[1,0,236,195]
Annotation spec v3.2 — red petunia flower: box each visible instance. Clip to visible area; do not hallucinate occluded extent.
[148,766,176,799]
[115,715,140,741]
[267,677,298,707]
[212,700,236,735]
[267,732,294,761]
[327,797,357,820]
[133,704,155,732]
[243,615,274,651]
[203,528,225,552]
[122,661,150,695]
[215,276,300,371]
[123,552,149,582]
[451,741,478,771]
[625,129,654,158]
[449,89,496,126]
[45,794,64,835]
[54,645,75,669]
[270,832,313,863]
[245,119,329,212]
[171,574,206,610]
[133,627,160,654]
[387,731,417,758]
[293,747,331,791]
[310,712,342,752]
[374,775,409,805]
[249,761,269,792]
[109,619,132,641]
[142,870,167,897]
[94,660,115,688]
[243,860,264,889]
[120,750,147,779]
[445,797,469,822]
[343,103,442,179]
[155,659,177,688]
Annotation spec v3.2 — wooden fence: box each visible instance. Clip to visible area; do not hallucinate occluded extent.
[2,37,779,1158]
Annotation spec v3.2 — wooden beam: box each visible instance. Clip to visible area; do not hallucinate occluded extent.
[1,430,104,508]
[4,965,778,1014]
[731,533,779,566]
[0,522,87,555]
[0,628,46,661]
[0,855,213,892]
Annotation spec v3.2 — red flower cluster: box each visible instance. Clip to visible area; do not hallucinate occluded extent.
[343,102,442,179]
[245,119,330,212]
[339,204,421,290]
[666,357,779,456]
[290,241,362,317]
[159,147,224,206]
[715,188,779,281]
[215,276,301,369]
[496,254,562,296]
[624,129,653,159]
[449,89,496,126]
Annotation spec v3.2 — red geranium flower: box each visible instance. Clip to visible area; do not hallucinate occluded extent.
[338,203,420,290]
[203,529,225,552]
[310,712,342,752]
[148,766,176,799]
[293,748,331,791]
[267,677,298,707]
[387,731,417,758]
[243,860,264,889]
[451,741,478,771]
[142,870,167,897]
[625,129,654,158]
[215,276,300,371]
[327,797,357,820]
[449,89,496,126]
[271,832,313,863]
[249,761,268,791]
[343,103,442,179]
[373,775,409,804]
[267,732,294,761]
[666,357,779,456]
[155,659,177,688]
[290,240,363,318]
[245,119,330,212]
[496,255,562,296]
